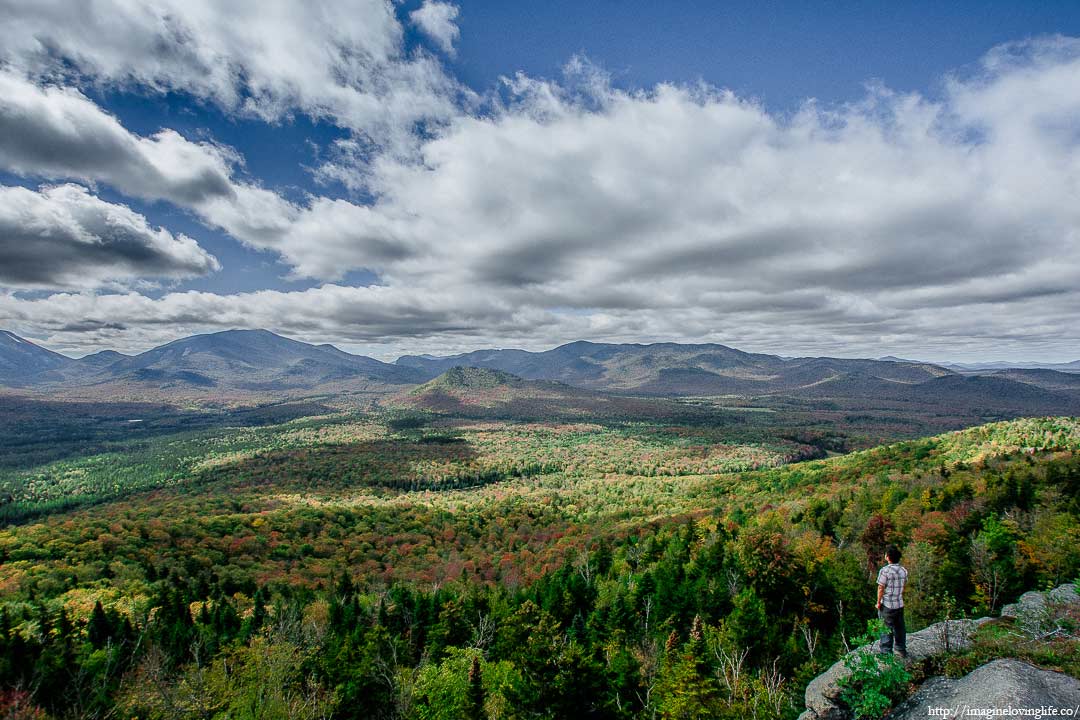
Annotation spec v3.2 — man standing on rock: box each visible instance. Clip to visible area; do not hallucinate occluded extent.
[876,545,909,658]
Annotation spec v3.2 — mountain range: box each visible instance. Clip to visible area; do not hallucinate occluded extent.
[397,340,954,395]
[2,330,1079,415]
[0,329,423,390]
[396,342,1080,416]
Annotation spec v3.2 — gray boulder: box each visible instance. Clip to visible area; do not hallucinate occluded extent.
[801,618,991,720]
[999,582,1078,619]
[887,659,1080,720]
[1000,583,1079,637]
[1048,584,1080,605]
[999,590,1048,620]
[800,583,1080,720]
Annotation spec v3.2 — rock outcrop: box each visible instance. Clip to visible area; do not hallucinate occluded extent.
[887,659,1080,720]
[797,584,1080,720]
[799,617,992,720]
[1000,583,1079,637]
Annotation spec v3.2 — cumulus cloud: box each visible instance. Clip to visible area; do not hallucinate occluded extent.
[0,184,219,289]
[410,1,461,56]
[2,32,1080,361]
[0,70,238,206]
[0,69,410,280]
[0,0,464,154]
[240,39,1077,359]
[340,47,1080,306]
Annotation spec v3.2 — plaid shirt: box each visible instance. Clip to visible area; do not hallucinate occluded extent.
[877,563,908,609]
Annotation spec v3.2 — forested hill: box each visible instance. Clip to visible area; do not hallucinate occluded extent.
[0,416,1078,718]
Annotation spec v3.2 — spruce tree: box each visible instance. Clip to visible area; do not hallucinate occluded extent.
[467,654,485,720]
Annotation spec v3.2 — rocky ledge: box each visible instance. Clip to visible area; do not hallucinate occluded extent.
[797,584,1079,720]
[887,659,1080,720]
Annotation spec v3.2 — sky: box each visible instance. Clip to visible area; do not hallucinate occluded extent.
[0,1,1079,363]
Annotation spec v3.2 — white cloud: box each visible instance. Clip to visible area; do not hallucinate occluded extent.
[1,30,1080,361]
[259,40,1078,358]
[0,69,409,281]
[0,70,238,206]
[410,1,461,56]
[0,184,219,289]
[0,0,464,154]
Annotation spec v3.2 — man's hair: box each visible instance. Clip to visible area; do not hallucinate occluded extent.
[885,545,902,563]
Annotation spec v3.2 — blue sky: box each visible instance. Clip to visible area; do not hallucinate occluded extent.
[1,1,1079,361]
[454,1,1080,106]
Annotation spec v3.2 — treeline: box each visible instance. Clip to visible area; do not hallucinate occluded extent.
[4,443,1080,719]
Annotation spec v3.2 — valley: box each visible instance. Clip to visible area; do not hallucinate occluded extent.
[0,330,1078,719]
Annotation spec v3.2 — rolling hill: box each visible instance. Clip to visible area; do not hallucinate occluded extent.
[400,365,629,417]
[412,365,527,393]
[945,359,1080,372]
[988,368,1080,391]
[76,349,131,367]
[789,370,1080,413]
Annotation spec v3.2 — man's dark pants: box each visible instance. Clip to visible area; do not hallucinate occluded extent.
[878,606,907,654]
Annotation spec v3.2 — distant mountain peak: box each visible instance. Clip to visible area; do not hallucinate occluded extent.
[3,331,1077,420]
[77,349,130,367]
[213,328,277,336]
[394,340,957,395]
[177,328,288,344]
[1,330,26,344]
[0,329,76,385]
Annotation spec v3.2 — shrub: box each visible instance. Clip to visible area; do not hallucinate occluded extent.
[837,619,912,719]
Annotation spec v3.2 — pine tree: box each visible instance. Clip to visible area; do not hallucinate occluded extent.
[655,616,721,719]
[88,601,112,649]
[467,654,485,720]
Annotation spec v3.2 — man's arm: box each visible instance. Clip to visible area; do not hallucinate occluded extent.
[876,582,885,610]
